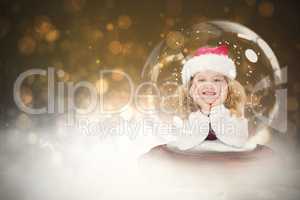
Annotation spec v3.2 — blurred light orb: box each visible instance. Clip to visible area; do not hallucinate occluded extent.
[258,1,274,18]
[96,59,101,64]
[95,78,109,95]
[142,20,281,134]
[57,70,65,80]
[106,23,114,31]
[45,29,60,43]
[34,16,52,38]
[109,40,123,55]
[18,35,36,55]
[118,15,132,30]
[63,73,71,82]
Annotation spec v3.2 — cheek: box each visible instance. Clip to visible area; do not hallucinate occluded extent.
[192,82,205,94]
[193,81,205,89]
[219,84,228,102]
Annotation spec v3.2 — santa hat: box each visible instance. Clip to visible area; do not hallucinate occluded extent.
[181,45,237,85]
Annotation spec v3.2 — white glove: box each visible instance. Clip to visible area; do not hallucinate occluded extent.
[210,105,249,148]
[168,111,210,150]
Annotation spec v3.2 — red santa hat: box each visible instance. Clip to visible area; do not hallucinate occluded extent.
[181,45,237,85]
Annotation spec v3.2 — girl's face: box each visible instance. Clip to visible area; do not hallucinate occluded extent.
[190,70,228,107]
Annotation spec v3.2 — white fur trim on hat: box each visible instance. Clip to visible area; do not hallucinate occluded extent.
[181,54,237,85]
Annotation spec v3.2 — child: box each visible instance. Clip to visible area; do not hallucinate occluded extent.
[166,44,253,152]
[143,45,273,156]
[138,46,276,197]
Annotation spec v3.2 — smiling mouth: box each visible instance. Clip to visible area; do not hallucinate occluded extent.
[202,91,217,96]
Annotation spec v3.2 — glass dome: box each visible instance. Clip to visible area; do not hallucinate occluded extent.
[141,20,283,135]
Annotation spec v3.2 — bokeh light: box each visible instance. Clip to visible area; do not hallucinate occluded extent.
[106,23,114,31]
[258,1,275,18]
[45,29,60,43]
[18,35,37,55]
[117,15,132,30]
[95,78,109,95]
[108,40,123,55]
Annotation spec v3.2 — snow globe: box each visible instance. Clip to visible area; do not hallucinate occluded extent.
[140,21,283,165]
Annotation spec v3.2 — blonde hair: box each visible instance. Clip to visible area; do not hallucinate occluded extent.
[177,77,246,119]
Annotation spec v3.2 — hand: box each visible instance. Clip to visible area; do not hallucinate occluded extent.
[210,86,227,108]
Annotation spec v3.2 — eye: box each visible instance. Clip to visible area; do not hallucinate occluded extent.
[197,78,205,82]
[213,78,224,82]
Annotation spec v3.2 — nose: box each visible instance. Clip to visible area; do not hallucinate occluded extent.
[202,82,216,91]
